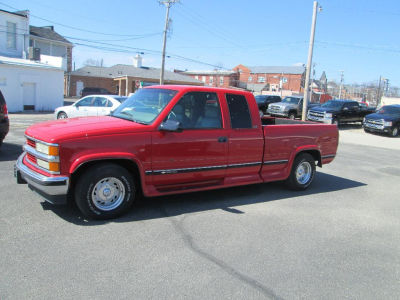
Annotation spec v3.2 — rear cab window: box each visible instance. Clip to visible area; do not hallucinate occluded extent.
[225,93,252,129]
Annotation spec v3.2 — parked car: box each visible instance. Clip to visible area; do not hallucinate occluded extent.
[16,85,338,219]
[55,95,128,119]
[80,87,113,97]
[0,89,9,148]
[255,95,281,115]
[307,99,375,125]
[267,96,319,119]
[363,104,400,137]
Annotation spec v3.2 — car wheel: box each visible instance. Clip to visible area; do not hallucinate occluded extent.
[332,118,339,126]
[285,153,316,190]
[74,163,136,219]
[259,109,264,118]
[390,126,399,137]
[288,112,296,120]
[57,112,68,119]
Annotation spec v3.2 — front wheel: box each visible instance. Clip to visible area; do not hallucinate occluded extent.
[57,112,68,119]
[288,112,296,120]
[74,163,136,219]
[285,153,316,190]
[390,126,399,137]
[332,118,339,126]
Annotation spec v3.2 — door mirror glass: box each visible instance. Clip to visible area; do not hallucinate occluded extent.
[159,119,182,132]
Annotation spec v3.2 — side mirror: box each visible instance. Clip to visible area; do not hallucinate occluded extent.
[159,119,182,132]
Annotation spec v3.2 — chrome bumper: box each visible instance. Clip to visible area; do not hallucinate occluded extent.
[15,153,69,204]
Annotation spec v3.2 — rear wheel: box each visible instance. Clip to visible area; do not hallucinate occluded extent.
[288,112,296,120]
[285,153,316,190]
[74,163,136,219]
[332,118,339,126]
[57,112,68,119]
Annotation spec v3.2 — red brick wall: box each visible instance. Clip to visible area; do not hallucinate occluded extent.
[186,73,238,88]
[67,75,117,97]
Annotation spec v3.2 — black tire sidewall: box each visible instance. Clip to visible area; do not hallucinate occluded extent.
[57,112,67,119]
[286,153,316,190]
[75,164,135,219]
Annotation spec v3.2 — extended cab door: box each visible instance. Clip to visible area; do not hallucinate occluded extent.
[224,93,264,184]
[151,91,228,188]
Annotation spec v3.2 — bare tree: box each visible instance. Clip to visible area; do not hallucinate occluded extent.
[83,58,104,67]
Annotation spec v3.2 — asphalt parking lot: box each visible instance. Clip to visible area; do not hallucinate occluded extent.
[1,114,399,299]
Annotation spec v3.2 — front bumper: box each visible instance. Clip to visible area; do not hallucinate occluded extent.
[306,115,332,124]
[267,110,288,117]
[363,124,391,134]
[14,153,69,204]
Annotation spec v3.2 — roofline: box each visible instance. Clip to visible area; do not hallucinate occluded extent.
[30,34,73,47]
[0,9,28,18]
[0,60,63,71]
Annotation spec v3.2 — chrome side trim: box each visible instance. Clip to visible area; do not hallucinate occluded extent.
[263,159,289,165]
[321,154,336,159]
[23,144,60,162]
[25,135,59,146]
[145,162,262,176]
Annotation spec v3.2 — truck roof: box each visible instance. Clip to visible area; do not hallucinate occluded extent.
[143,85,251,95]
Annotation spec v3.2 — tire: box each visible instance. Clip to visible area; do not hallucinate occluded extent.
[57,112,68,119]
[285,153,316,190]
[390,126,399,137]
[74,163,136,219]
[288,112,296,120]
[259,110,264,118]
[332,118,339,126]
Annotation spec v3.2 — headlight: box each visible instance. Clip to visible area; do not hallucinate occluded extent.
[36,158,60,172]
[36,142,59,156]
[325,113,332,118]
[384,121,392,127]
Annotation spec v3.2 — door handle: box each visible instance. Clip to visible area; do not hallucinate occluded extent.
[218,137,228,143]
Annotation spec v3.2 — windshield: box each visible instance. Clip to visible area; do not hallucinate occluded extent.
[377,106,400,114]
[255,96,266,103]
[321,101,344,109]
[111,88,178,124]
[282,97,301,104]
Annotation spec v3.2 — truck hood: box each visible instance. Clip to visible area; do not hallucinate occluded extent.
[25,116,151,143]
[309,106,338,114]
[271,102,297,109]
[365,113,400,122]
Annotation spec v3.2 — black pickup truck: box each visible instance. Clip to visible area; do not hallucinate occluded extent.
[307,99,375,125]
[363,104,400,137]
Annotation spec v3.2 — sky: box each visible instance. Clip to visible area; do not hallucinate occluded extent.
[2,0,400,86]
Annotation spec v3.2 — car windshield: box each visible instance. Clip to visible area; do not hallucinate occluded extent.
[377,106,400,114]
[282,97,301,104]
[255,96,266,103]
[321,101,344,109]
[111,88,178,124]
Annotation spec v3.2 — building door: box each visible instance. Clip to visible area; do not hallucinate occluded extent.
[76,81,84,97]
[22,83,36,110]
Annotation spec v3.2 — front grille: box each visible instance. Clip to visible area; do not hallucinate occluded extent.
[27,153,37,164]
[27,138,36,148]
[268,105,282,113]
[308,111,325,118]
[364,118,384,129]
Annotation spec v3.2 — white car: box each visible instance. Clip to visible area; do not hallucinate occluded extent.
[55,95,128,119]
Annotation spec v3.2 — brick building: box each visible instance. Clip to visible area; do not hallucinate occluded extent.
[181,70,239,88]
[66,64,203,97]
[232,64,305,94]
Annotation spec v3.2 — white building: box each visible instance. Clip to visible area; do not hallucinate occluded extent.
[0,56,64,112]
[0,9,29,58]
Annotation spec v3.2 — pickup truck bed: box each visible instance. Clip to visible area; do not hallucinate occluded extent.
[15,86,338,219]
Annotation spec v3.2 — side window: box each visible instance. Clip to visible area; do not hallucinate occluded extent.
[77,97,94,107]
[226,93,252,129]
[93,97,108,107]
[167,92,222,129]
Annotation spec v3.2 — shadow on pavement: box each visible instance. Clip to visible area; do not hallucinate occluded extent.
[41,172,367,226]
[0,142,23,162]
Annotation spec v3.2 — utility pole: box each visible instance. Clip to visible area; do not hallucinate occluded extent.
[338,70,344,99]
[302,1,320,121]
[159,0,178,85]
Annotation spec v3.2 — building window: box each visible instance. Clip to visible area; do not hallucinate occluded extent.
[220,77,224,85]
[195,75,198,80]
[202,76,206,82]
[210,76,214,84]
[258,76,265,83]
[248,76,252,82]
[7,22,17,49]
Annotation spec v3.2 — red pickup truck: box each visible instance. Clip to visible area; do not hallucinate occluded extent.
[15,86,338,219]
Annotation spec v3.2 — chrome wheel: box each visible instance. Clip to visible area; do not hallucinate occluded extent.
[392,127,399,137]
[57,112,68,119]
[91,177,125,211]
[296,161,312,185]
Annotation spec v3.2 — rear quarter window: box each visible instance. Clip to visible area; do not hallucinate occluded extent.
[226,93,252,129]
